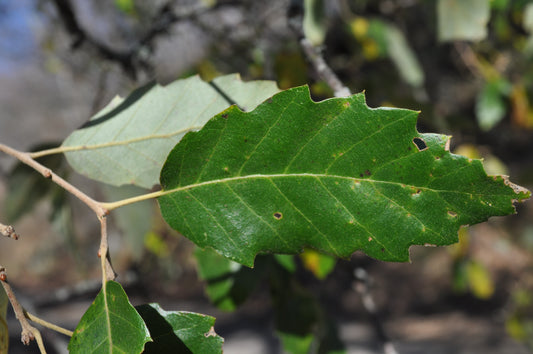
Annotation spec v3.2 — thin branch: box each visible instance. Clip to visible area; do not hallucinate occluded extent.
[100,189,165,211]
[25,311,74,337]
[453,42,499,80]
[98,216,116,282]
[0,143,117,280]
[0,144,108,218]
[0,222,19,240]
[287,2,351,97]
[0,267,46,353]
[298,37,351,97]
[353,268,398,354]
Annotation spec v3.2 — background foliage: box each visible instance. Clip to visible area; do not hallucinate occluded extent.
[0,0,533,353]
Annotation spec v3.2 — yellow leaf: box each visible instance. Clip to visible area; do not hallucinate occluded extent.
[467,261,494,299]
[300,249,336,279]
[144,232,170,258]
[350,17,369,39]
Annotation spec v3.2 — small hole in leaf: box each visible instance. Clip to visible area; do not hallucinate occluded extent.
[273,212,283,220]
[413,137,427,151]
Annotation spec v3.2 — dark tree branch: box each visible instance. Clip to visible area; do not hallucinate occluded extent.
[353,268,399,354]
[50,0,247,80]
[287,0,351,97]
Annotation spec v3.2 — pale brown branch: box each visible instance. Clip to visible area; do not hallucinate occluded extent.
[353,268,398,354]
[98,216,116,282]
[0,267,46,353]
[0,144,108,218]
[298,37,351,97]
[0,142,117,286]
[288,4,351,97]
[25,311,74,337]
[0,223,19,240]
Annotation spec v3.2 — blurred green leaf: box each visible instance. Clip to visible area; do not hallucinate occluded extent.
[384,24,425,87]
[349,18,423,86]
[303,0,327,46]
[523,4,533,54]
[194,248,268,311]
[136,303,223,354]
[524,3,533,33]
[270,263,345,354]
[68,281,151,353]
[114,0,136,15]
[278,333,314,354]
[453,259,494,299]
[273,254,297,273]
[437,0,490,42]
[491,0,509,10]
[104,184,153,260]
[300,249,336,280]
[5,143,66,222]
[275,52,309,89]
[476,79,511,131]
[466,260,494,299]
[366,20,389,58]
[145,232,170,258]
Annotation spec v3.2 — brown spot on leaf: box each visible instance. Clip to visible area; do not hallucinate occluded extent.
[204,326,218,337]
[273,212,283,220]
[447,210,458,217]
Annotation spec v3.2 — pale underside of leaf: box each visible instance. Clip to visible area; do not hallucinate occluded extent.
[61,74,279,189]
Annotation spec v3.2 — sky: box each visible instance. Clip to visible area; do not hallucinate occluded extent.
[0,0,39,74]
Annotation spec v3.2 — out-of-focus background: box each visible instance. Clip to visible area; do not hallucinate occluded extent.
[0,0,533,353]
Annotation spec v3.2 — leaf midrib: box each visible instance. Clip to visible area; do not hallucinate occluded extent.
[161,173,500,197]
[63,126,205,152]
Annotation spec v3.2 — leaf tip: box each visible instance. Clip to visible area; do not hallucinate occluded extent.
[502,176,531,202]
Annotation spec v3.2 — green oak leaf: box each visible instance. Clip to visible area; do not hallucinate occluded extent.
[269,261,345,354]
[62,74,279,189]
[68,281,151,354]
[195,249,275,311]
[136,303,223,354]
[158,86,530,267]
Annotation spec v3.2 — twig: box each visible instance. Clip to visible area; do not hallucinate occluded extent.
[0,142,116,284]
[353,268,398,354]
[0,223,18,240]
[98,216,116,282]
[24,311,73,337]
[0,267,46,353]
[0,144,107,218]
[453,42,499,80]
[288,1,351,97]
